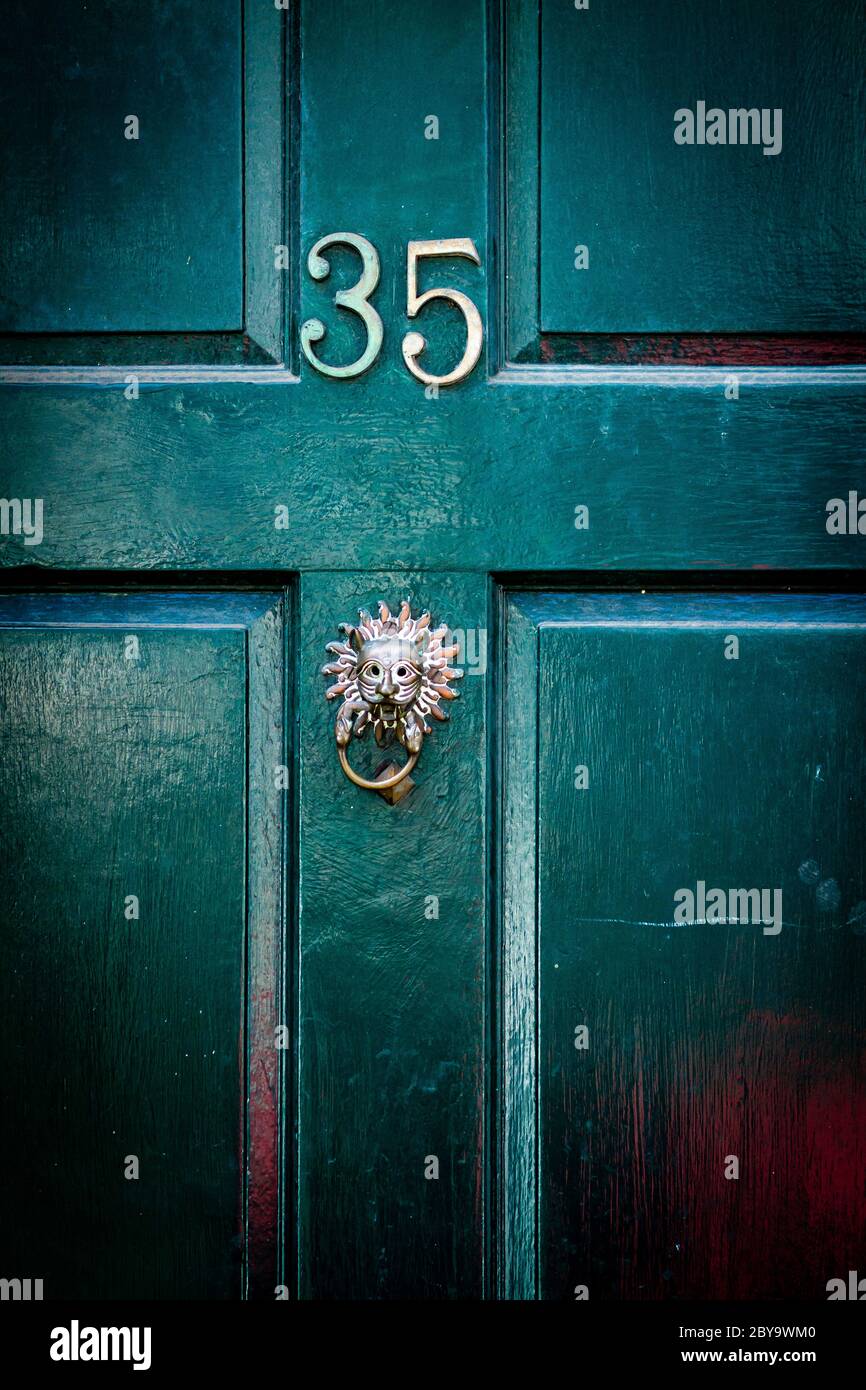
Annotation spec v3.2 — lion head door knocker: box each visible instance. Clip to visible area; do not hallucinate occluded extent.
[322,601,463,799]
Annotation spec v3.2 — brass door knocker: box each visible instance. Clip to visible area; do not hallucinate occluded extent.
[322,601,463,798]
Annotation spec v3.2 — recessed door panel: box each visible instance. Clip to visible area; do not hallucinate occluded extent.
[0,593,285,1299]
[539,0,866,332]
[503,593,866,1299]
[0,0,243,333]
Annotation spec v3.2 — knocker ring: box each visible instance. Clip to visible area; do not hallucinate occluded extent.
[337,745,419,792]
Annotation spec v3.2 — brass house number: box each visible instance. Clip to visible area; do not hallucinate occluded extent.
[301,235,483,386]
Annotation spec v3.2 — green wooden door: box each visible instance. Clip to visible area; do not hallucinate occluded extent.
[0,0,863,1300]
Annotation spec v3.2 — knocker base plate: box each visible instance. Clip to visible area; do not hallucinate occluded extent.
[372,760,416,805]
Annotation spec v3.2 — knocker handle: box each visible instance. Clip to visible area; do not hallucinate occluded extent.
[338,744,418,792]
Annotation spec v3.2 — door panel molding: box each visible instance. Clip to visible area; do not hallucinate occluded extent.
[0,588,290,1298]
[0,0,298,382]
[499,586,866,1299]
[493,0,866,375]
[497,591,539,1298]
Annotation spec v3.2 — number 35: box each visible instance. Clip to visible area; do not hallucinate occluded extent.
[300,235,483,387]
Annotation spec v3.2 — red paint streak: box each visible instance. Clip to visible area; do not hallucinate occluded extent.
[245,985,280,1295]
[537,333,866,366]
[237,1022,245,1254]
[475,1078,485,1253]
[637,1012,866,1299]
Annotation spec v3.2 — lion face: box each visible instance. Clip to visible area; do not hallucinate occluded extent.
[323,600,463,752]
[355,637,424,709]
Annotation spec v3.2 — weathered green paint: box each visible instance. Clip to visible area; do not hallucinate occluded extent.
[0,593,287,1299]
[504,592,866,1299]
[0,0,244,335]
[540,0,866,333]
[0,0,863,1303]
[2,381,866,570]
[296,572,489,1297]
[498,591,539,1300]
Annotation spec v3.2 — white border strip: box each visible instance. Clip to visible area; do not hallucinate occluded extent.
[0,365,300,386]
[492,364,866,389]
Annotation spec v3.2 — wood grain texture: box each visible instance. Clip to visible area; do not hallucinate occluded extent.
[1,377,865,571]
[0,0,244,334]
[504,592,866,1299]
[243,0,292,365]
[0,0,864,1305]
[539,0,865,333]
[244,597,290,1298]
[0,592,286,1299]
[300,0,487,387]
[296,572,489,1297]
[499,595,539,1299]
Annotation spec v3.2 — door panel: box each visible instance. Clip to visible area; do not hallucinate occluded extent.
[296,572,489,1298]
[0,593,286,1299]
[502,592,866,1299]
[0,0,243,334]
[539,0,865,334]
